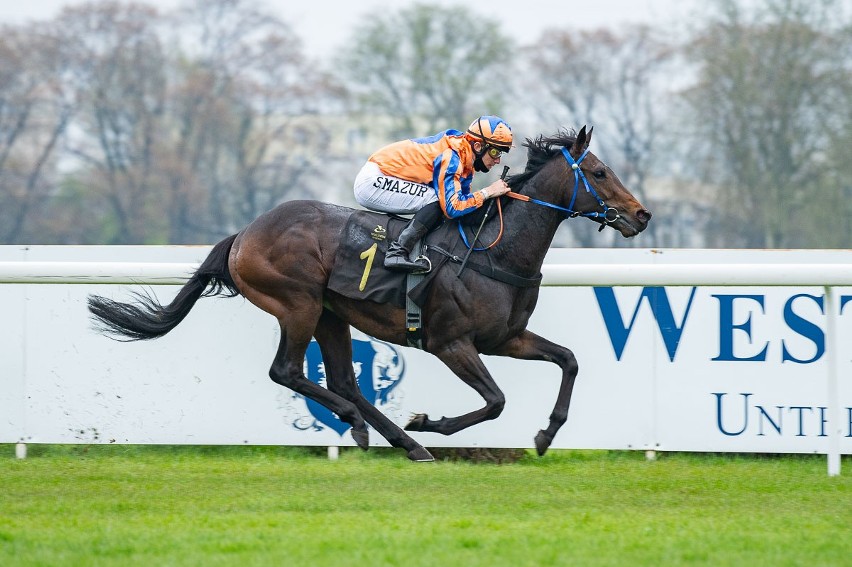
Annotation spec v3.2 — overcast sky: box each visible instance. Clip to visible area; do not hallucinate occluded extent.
[0,0,698,58]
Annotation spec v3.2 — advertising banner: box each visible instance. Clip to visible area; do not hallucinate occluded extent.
[1,246,850,454]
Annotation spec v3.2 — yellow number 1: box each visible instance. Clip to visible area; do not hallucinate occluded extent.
[359,243,378,291]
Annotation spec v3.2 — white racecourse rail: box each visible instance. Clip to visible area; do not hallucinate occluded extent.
[1,246,850,474]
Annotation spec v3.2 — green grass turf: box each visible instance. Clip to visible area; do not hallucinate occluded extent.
[0,445,849,566]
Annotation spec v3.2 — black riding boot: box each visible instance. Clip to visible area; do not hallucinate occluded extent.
[384,219,430,272]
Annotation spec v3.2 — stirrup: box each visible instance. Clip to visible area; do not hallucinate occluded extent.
[385,254,431,273]
[411,255,432,274]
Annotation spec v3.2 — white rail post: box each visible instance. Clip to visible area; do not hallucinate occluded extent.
[15,443,27,459]
[825,286,841,477]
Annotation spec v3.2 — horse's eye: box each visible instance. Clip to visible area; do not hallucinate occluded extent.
[593,169,606,180]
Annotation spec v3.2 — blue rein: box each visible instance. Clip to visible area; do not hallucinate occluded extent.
[458,145,621,249]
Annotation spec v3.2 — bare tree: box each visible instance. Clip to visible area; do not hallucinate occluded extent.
[55,1,169,244]
[169,0,343,237]
[805,17,852,247]
[336,3,514,139]
[682,0,850,247]
[0,25,75,243]
[523,26,674,247]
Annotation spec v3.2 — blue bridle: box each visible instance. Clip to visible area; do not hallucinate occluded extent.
[458,145,621,249]
[538,147,621,224]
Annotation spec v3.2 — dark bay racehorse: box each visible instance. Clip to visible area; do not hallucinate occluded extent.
[88,127,651,461]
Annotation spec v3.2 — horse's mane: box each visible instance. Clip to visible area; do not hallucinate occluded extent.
[456,128,577,228]
[507,129,577,191]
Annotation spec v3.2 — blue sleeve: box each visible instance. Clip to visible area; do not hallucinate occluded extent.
[433,150,483,219]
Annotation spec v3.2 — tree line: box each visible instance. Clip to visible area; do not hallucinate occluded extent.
[0,0,849,247]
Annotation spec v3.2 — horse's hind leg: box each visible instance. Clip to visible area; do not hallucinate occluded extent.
[229,226,370,449]
[314,310,434,462]
[404,340,506,436]
[493,330,578,456]
[269,318,370,449]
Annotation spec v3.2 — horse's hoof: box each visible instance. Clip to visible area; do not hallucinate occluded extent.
[534,430,551,456]
[407,447,435,462]
[351,428,369,450]
[404,413,427,431]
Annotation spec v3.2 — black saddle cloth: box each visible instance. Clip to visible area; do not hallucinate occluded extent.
[327,211,451,308]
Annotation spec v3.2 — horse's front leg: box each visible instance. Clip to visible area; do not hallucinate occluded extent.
[404,340,506,435]
[492,329,579,456]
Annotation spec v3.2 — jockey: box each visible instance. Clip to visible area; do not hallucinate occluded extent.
[354,115,513,272]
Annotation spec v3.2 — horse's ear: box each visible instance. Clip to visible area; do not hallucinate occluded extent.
[571,125,590,156]
[585,126,593,148]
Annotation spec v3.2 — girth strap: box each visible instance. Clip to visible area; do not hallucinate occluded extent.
[405,240,425,349]
[429,245,542,288]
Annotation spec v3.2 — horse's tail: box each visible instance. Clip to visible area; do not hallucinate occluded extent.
[87,234,240,341]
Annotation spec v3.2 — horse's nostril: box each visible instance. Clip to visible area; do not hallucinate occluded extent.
[638,209,652,223]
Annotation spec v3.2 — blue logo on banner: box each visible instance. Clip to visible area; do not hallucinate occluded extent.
[289,338,405,435]
[594,286,697,362]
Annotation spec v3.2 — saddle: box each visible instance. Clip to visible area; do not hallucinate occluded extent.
[327,211,449,309]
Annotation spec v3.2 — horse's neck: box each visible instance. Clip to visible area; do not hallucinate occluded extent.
[489,181,565,277]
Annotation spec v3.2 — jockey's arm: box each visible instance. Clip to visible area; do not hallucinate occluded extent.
[433,149,506,219]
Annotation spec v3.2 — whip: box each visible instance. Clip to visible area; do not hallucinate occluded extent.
[457,165,509,276]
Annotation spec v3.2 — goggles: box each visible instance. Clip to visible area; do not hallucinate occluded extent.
[485,146,504,159]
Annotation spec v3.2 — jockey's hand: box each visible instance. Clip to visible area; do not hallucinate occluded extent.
[481,179,510,200]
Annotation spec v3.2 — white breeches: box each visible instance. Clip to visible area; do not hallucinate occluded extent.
[353,161,438,214]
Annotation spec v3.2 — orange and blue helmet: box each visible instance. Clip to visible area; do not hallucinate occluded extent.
[465,115,513,152]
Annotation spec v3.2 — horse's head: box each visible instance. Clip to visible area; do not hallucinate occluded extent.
[562,126,651,237]
[512,127,651,237]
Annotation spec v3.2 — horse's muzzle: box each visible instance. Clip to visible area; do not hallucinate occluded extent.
[635,208,652,230]
[618,208,652,237]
